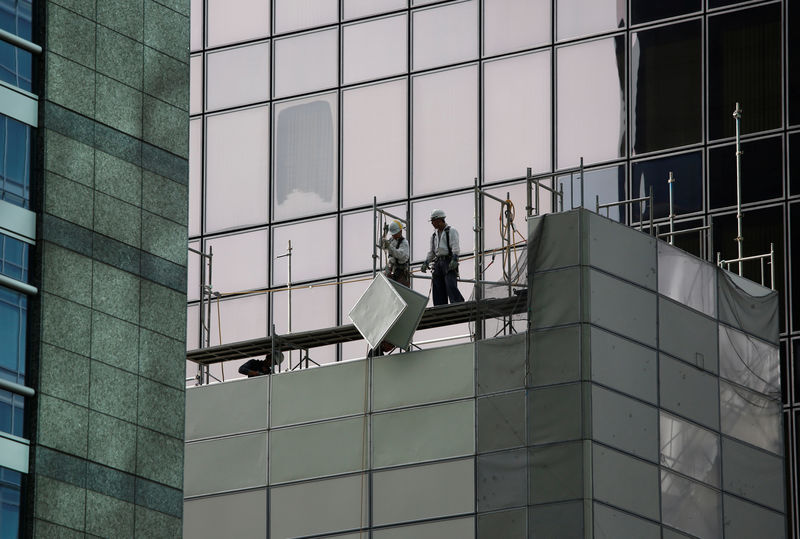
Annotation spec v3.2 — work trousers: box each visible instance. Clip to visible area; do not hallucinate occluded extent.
[432,257,465,306]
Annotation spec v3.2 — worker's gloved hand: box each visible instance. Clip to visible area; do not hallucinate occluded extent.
[421,261,429,273]
[448,257,459,271]
[381,238,390,249]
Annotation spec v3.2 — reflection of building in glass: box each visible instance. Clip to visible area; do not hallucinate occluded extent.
[184,1,800,535]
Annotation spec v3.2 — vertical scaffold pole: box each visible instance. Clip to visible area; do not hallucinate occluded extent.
[473,178,483,340]
[668,172,675,245]
[372,197,378,278]
[734,103,744,276]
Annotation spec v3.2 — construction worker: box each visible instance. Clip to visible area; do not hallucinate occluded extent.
[238,351,284,377]
[381,220,410,287]
[422,209,465,305]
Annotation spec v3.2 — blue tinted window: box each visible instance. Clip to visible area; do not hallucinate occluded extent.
[0,389,23,437]
[0,234,28,283]
[0,0,33,91]
[0,466,22,538]
[0,287,26,379]
[0,116,31,209]
[632,151,703,220]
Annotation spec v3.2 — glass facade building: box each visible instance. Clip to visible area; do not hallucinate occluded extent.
[188,0,800,536]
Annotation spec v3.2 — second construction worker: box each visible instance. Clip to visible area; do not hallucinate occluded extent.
[422,209,465,305]
[381,220,411,287]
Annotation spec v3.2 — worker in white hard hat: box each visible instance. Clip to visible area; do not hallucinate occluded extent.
[380,220,410,287]
[421,209,465,305]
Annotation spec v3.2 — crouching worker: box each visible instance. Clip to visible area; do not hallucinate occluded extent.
[381,220,410,287]
[238,351,284,377]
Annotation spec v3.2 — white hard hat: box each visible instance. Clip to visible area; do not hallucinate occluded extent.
[388,220,402,234]
[430,209,446,221]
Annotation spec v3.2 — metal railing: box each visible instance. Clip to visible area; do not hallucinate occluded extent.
[596,186,654,234]
[717,243,775,290]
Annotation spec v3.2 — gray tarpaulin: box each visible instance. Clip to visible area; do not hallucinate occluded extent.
[718,269,779,344]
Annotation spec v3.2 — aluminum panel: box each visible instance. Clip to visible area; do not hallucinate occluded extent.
[477,391,525,453]
[530,267,581,329]
[593,502,660,539]
[372,400,474,468]
[586,211,657,290]
[528,383,583,444]
[593,444,660,521]
[478,333,527,394]
[660,412,720,487]
[590,326,657,403]
[374,517,475,539]
[270,474,368,538]
[269,416,366,484]
[372,459,474,526]
[659,298,719,373]
[661,470,722,539]
[719,380,782,454]
[529,501,584,539]
[528,211,581,272]
[0,434,28,473]
[592,385,658,462]
[477,509,526,538]
[373,343,474,411]
[184,432,267,497]
[658,242,716,317]
[270,360,366,427]
[723,494,786,539]
[718,325,780,396]
[660,355,720,430]
[183,489,267,539]
[384,279,428,349]
[185,376,269,440]
[348,273,407,349]
[477,449,527,512]
[530,326,581,387]
[721,437,784,511]
[529,441,584,504]
[589,269,657,347]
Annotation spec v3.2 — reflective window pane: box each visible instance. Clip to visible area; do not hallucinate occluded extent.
[791,132,800,196]
[206,42,270,112]
[630,0,699,26]
[190,54,203,116]
[205,106,270,233]
[342,81,407,209]
[483,181,530,251]
[273,93,338,220]
[0,287,26,382]
[412,66,478,196]
[632,151,702,220]
[708,5,781,140]
[631,20,701,155]
[719,325,780,397]
[207,0,270,48]
[483,0,549,56]
[343,14,407,85]
[660,470,722,539]
[556,0,625,41]
[793,203,800,331]
[272,217,337,285]
[660,412,721,488]
[484,51,551,182]
[273,284,337,365]
[0,467,21,538]
[188,240,200,302]
[190,0,203,50]
[790,2,800,126]
[341,276,371,360]
[205,229,269,295]
[274,0,338,34]
[207,294,268,347]
[558,166,626,222]
[0,233,29,283]
[189,119,202,237]
[557,37,626,169]
[0,0,32,91]
[344,0,406,20]
[709,136,783,209]
[720,379,782,455]
[412,0,478,71]
[0,115,31,209]
[274,28,338,98]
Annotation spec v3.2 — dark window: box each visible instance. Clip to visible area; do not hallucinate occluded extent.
[790,0,800,126]
[713,204,785,332]
[631,20,702,155]
[630,0,700,26]
[791,133,800,195]
[0,0,33,91]
[709,0,756,8]
[793,203,800,332]
[558,165,626,223]
[632,151,702,220]
[0,286,26,439]
[0,234,29,283]
[781,340,788,405]
[709,136,783,209]
[708,4,781,140]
